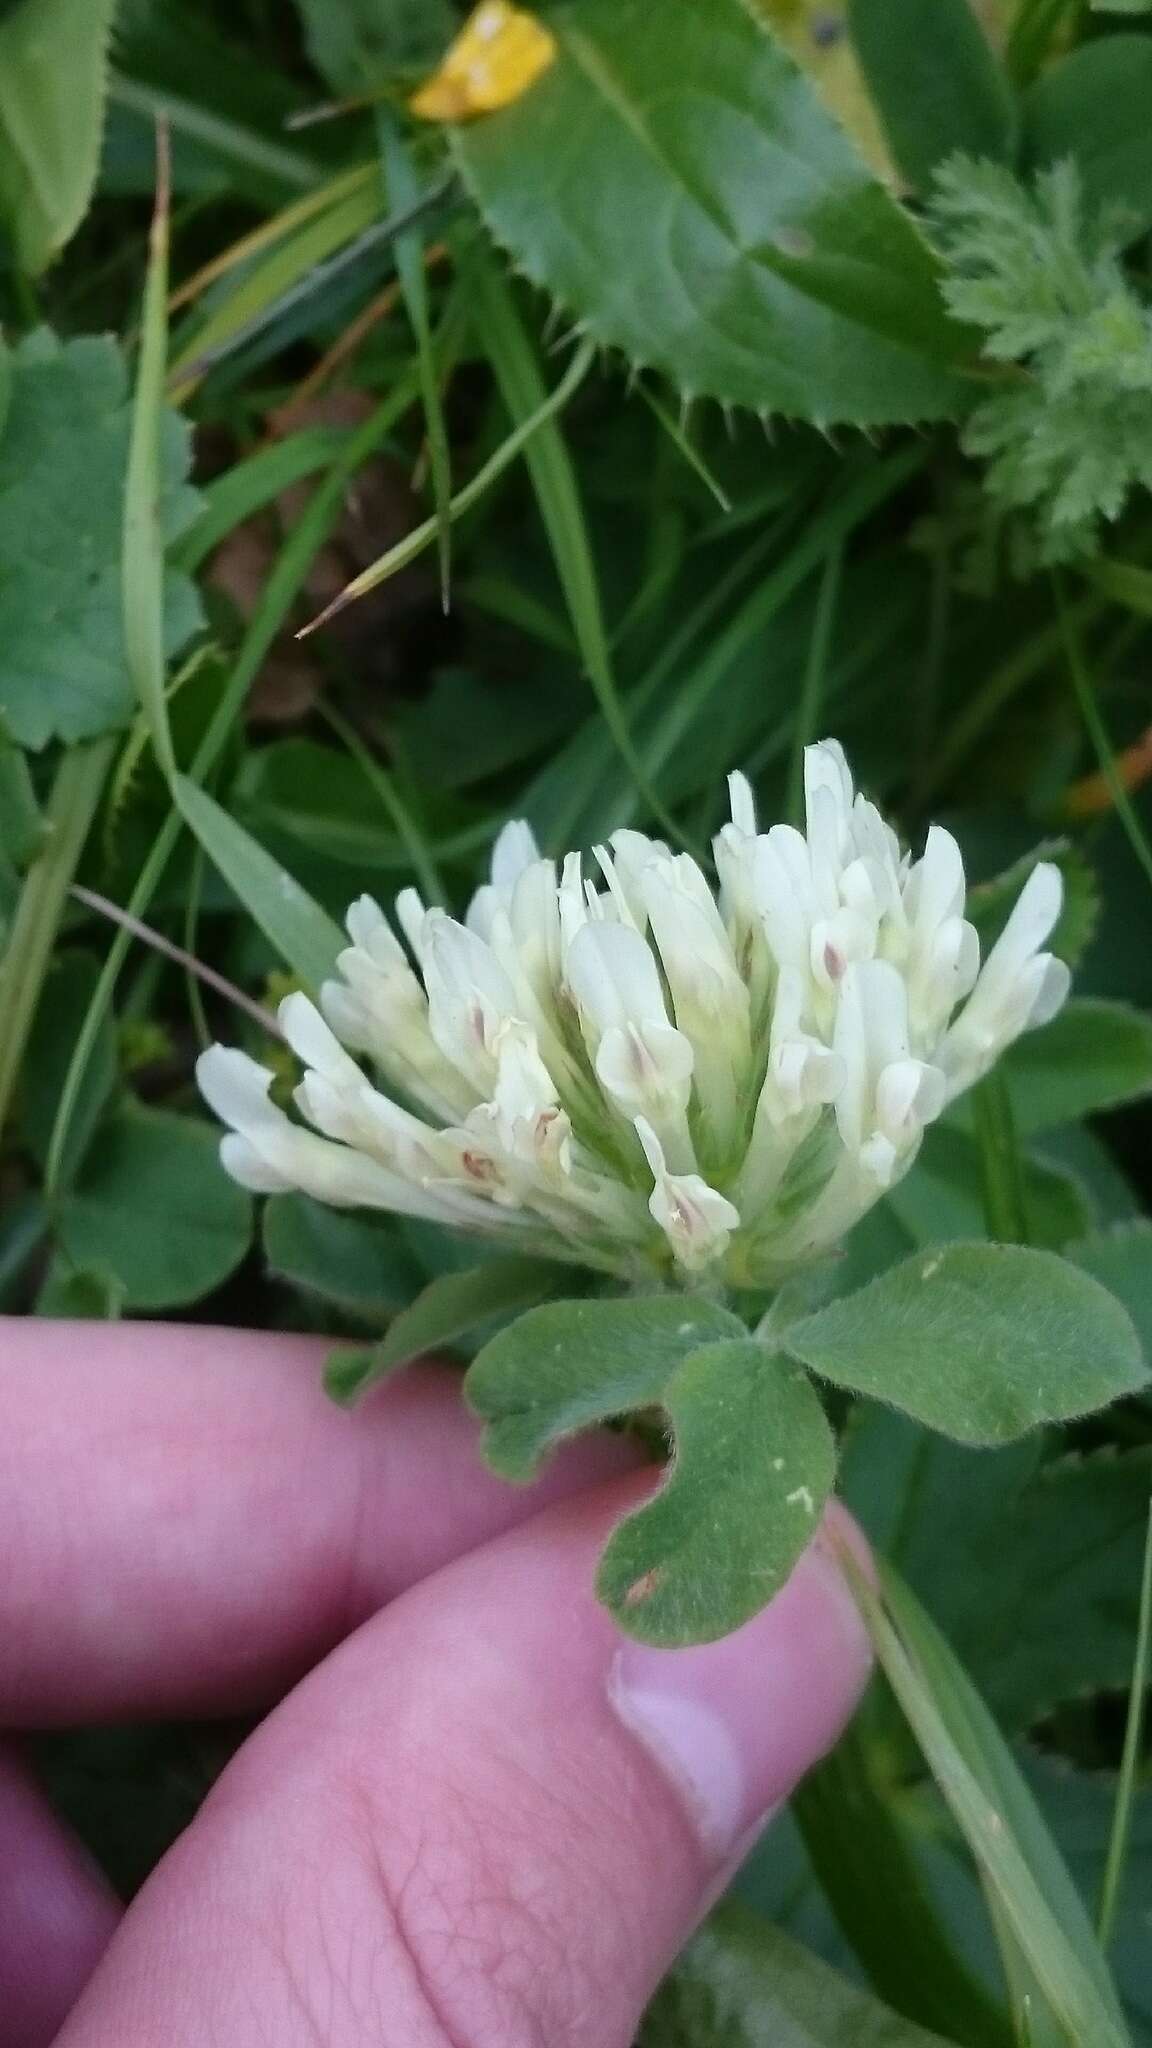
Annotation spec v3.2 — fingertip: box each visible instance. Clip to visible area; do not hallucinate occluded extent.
[608,1505,873,1865]
[0,1745,120,2048]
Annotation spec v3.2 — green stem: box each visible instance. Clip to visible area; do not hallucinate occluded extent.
[0,739,115,1140]
[1055,574,1152,900]
[787,544,842,827]
[316,701,444,906]
[1097,1489,1152,1950]
[971,1070,1031,1245]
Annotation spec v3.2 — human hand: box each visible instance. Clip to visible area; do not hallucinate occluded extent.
[0,1317,872,2048]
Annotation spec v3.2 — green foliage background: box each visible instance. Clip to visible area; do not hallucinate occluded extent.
[4,0,1152,2042]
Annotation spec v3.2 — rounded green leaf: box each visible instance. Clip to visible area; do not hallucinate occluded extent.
[786,1242,1147,1445]
[327,1256,572,1405]
[465,1293,744,1480]
[454,0,969,423]
[598,1340,836,1646]
[56,1103,253,1311]
[263,1192,421,1319]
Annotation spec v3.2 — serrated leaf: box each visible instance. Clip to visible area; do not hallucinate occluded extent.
[453,0,969,422]
[998,999,1152,1135]
[0,0,116,274]
[786,1242,1147,1444]
[597,1340,836,1645]
[467,1294,744,1478]
[54,1102,253,1311]
[172,774,344,992]
[752,2,897,182]
[1024,35,1152,240]
[0,333,201,749]
[639,1900,956,2047]
[326,1256,571,1404]
[848,0,1016,190]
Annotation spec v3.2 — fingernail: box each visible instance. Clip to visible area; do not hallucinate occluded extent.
[607,1512,873,1862]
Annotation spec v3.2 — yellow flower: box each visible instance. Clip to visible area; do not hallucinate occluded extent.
[411,1,556,123]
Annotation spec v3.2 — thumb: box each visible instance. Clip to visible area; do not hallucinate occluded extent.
[56,1477,872,2048]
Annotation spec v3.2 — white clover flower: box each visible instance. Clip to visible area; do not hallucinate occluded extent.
[197,741,1070,1288]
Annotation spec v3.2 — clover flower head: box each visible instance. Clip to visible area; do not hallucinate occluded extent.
[197,742,1070,1287]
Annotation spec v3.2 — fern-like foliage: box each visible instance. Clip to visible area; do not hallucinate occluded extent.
[931,156,1152,561]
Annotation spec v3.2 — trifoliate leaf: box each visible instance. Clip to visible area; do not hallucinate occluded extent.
[466,1294,744,1480]
[0,333,201,749]
[787,1242,1147,1444]
[468,1299,834,1645]
[596,1341,836,1646]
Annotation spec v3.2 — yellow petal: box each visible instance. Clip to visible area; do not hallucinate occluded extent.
[411,1,557,123]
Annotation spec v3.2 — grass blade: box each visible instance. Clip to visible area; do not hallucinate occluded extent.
[298,334,596,634]
[466,254,680,836]
[0,739,115,1142]
[123,121,175,778]
[172,427,349,575]
[1097,1488,1152,1950]
[315,701,444,906]
[171,776,343,991]
[1055,575,1152,901]
[856,1557,1130,2048]
[971,1068,1032,1246]
[108,71,321,194]
[378,112,453,606]
[786,542,842,825]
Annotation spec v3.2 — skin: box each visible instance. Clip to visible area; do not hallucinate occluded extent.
[0,1318,873,2048]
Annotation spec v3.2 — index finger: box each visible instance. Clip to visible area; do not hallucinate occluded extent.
[0,1317,641,1724]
